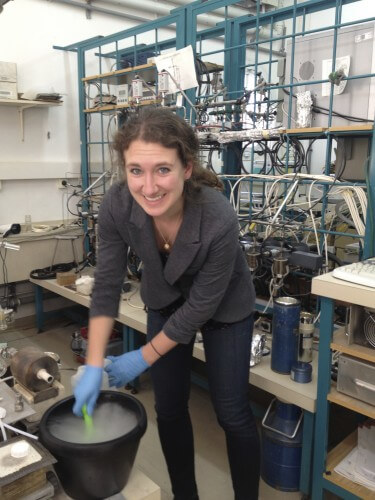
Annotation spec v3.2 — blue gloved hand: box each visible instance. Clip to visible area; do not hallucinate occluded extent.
[72,365,103,417]
[104,348,150,388]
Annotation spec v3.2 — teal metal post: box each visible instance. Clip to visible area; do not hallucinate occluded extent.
[300,410,315,495]
[312,297,334,500]
[363,127,375,258]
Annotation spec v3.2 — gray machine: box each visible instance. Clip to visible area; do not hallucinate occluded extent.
[283,21,375,128]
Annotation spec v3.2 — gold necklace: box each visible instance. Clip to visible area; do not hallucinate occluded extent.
[155,214,183,252]
[159,230,172,252]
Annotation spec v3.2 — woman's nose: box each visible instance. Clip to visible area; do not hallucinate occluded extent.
[143,173,158,195]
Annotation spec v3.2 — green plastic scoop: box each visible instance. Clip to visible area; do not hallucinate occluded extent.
[82,404,93,434]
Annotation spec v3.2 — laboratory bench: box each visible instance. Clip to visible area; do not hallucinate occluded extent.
[30,276,318,495]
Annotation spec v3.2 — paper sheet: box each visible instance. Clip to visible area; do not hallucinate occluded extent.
[321,55,350,97]
[155,46,198,94]
[334,425,375,492]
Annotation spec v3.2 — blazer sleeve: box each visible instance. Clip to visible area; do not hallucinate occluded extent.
[89,191,129,319]
[162,214,240,343]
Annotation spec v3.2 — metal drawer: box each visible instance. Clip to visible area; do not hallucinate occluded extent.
[337,354,375,406]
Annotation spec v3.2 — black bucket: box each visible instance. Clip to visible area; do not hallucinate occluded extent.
[39,391,147,500]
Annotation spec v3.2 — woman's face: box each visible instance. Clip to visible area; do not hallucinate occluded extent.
[124,140,192,219]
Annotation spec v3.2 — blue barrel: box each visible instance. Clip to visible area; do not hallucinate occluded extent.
[261,399,303,492]
[271,297,301,374]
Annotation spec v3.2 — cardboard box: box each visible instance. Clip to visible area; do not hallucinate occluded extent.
[56,271,76,286]
[0,61,17,83]
[0,81,18,100]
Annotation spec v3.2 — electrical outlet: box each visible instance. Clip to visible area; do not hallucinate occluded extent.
[57,179,68,189]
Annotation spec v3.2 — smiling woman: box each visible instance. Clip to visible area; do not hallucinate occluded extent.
[73,107,260,500]
[124,140,192,223]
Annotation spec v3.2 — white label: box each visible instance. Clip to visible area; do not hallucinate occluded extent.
[355,31,373,43]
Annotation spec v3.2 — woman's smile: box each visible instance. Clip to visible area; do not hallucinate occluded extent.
[124,140,192,219]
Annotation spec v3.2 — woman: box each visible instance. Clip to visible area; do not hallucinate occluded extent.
[73,107,260,500]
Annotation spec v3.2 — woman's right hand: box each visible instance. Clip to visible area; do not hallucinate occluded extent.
[72,365,103,417]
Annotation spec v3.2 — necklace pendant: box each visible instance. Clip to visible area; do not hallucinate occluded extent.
[163,242,171,251]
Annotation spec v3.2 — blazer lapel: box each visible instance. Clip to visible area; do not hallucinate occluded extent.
[128,197,163,274]
[163,197,202,286]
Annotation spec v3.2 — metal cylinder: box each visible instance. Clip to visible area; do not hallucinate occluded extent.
[298,312,314,363]
[245,250,260,272]
[271,297,301,374]
[131,77,143,99]
[10,347,59,392]
[158,70,169,93]
[272,256,288,278]
[261,399,303,492]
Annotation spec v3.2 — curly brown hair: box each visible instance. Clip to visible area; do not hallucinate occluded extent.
[112,107,223,196]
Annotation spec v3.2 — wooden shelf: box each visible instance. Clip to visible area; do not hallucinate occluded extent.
[84,98,162,113]
[328,385,375,419]
[312,272,375,310]
[324,431,375,499]
[0,98,62,108]
[0,99,62,141]
[282,126,327,134]
[82,63,156,85]
[329,124,373,132]
[331,328,375,364]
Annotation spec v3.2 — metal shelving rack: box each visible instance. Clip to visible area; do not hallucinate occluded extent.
[54,0,375,497]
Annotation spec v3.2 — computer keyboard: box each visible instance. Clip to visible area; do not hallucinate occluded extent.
[332,258,375,288]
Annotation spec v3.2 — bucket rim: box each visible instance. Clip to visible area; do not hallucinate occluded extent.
[39,391,147,449]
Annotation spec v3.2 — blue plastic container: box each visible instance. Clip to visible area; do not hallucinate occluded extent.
[271,297,301,374]
[261,399,303,492]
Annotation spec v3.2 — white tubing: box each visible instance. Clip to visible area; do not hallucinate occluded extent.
[37,369,54,384]
[0,420,7,441]
[3,422,39,440]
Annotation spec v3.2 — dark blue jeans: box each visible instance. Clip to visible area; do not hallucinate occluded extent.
[147,310,260,500]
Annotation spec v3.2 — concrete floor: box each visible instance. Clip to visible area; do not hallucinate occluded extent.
[2,317,303,500]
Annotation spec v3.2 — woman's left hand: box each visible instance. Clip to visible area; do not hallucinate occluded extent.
[104,349,150,388]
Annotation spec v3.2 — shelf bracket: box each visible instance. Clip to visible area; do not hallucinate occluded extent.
[18,104,36,141]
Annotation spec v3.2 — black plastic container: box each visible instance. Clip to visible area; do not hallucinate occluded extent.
[39,391,147,500]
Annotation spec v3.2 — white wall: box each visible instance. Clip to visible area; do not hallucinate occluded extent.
[0,0,139,226]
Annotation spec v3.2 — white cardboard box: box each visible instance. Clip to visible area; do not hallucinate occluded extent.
[0,61,17,83]
[0,81,18,100]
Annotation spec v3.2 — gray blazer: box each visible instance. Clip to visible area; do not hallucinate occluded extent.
[90,182,255,343]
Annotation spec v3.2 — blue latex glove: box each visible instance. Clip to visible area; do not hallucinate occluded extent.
[104,348,149,388]
[72,365,103,417]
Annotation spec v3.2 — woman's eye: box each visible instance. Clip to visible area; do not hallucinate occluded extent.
[158,167,170,174]
[129,168,142,175]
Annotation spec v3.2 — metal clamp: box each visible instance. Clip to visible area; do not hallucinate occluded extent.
[261,398,303,439]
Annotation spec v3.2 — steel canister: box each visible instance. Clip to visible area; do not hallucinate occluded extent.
[271,297,301,374]
[298,312,314,363]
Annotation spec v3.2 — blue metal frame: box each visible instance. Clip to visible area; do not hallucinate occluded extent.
[312,296,334,500]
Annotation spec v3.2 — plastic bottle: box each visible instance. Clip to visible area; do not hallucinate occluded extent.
[0,307,7,331]
[70,359,112,391]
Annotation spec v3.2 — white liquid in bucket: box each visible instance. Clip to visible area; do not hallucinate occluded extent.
[47,402,138,444]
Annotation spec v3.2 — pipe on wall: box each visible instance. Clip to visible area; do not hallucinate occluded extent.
[48,0,218,27]
[98,0,250,24]
[47,0,157,23]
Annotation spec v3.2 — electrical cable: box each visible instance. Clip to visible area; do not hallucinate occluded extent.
[29,262,76,280]
[283,88,373,123]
